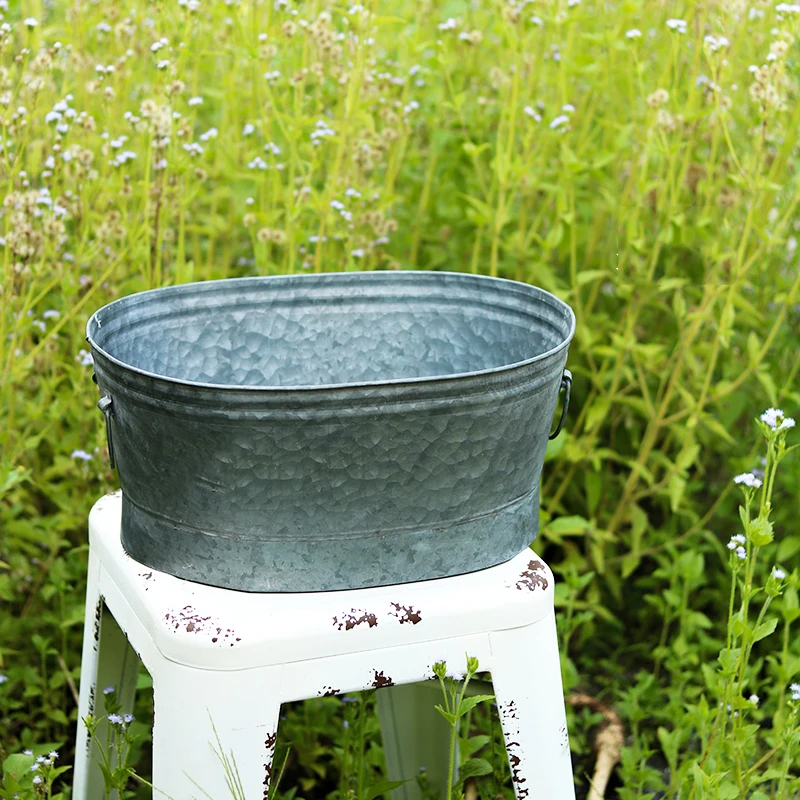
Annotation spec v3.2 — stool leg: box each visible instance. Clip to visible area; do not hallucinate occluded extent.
[490,611,575,800]
[150,660,282,800]
[377,682,451,799]
[74,553,140,800]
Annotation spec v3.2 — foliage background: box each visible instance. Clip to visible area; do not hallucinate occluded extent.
[1,0,800,796]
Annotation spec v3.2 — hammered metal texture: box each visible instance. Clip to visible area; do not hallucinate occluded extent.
[86,271,575,592]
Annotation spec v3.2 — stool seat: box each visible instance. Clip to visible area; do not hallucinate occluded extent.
[90,491,555,671]
[74,492,575,800]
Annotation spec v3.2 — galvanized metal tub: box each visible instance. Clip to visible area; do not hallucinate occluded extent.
[87,271,575,592]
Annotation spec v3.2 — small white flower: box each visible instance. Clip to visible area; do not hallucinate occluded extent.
[727,539,737,550]
[330,199,345,210]
[32,776,43,786]
[773,568,787,580]
[704,35,727,51]
[749,8,764,20]
[157,59,171,70]
[77,349,93,366]
[0,674,7,684]
[188,96,203,106]
[351,248,365,258]
[48,751,58,760]
[530,15,544,25]
[734,472,762,489]
[776,3,800,13]
[123,713,134,723]
[549,114,570,130]
[445,669,465,681]
[242,123,255,136]
[732,533,746,545]
[199,127,218,141]
[736,546,747,560]
[760,407,795,430]
[45,111,62,124]
[345,187,361,198]
[523,106,542,122]
[264,141,281,155]
[245,197,254,205]
[666,18,687,33]
[626,29,642,38]
[107,713,124,725]
[562,103,575,112]
[567,0,580,6]
[248,156,267,169]
[438,18,458,31]
[791,682,800,700]
[183,142,204,156]
[24,17,38,28]
[749,694,760,705]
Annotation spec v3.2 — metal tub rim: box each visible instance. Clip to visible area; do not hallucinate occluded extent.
[86,270,576,394]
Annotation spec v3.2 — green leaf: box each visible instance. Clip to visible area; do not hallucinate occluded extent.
[456,758,493,785]
[3,753,35,783]
[458,735,490,758]
[544,220,564,249]
[585,397,611,433]
[753,618,778,642]
[718,782,740,800]
[434,704,456,725]
[668,474,686,512]
[747,331,761,366]
[749,517,774,546]
[457,694,495,717]
[755,369,778,406]
[575,269,609,285]
[546,516,592,537]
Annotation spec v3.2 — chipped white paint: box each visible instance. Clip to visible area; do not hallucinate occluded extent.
[74,493,575,800]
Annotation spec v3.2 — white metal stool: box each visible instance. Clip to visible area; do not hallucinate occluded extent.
[74,492,575,799]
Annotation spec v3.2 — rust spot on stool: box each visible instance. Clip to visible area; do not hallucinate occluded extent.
[263,731,278,798]
[319,686,339,697]
[332,608,378,631]
[389,602,422,624]
[93,597,103,648]
[371,670,394,688]
[163,606,241,646]
[516,560,548,592]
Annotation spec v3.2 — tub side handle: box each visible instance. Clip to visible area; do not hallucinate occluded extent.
[97,395,116,470]
[549,369,572,440]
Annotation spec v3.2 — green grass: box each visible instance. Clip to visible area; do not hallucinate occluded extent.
[2,0,800,797]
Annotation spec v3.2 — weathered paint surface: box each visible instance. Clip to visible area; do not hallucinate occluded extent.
[371,670,394,688]
[499,700,530,799]
[388,602,422,624]
[92,597,103,650]
[163,605,241,646]
[262,731,277,799]
[515,559,548,592]
[332,608,378,631]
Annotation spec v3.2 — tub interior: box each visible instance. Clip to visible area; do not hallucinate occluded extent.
[90,279,572,387]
